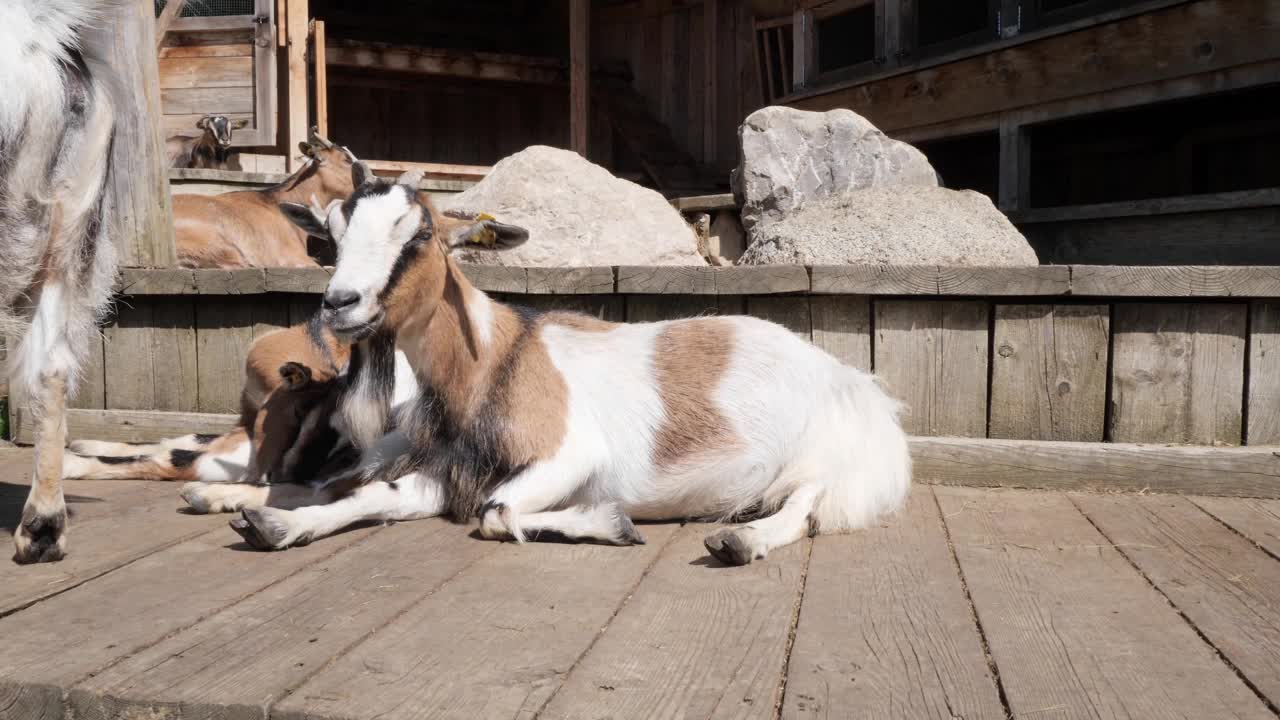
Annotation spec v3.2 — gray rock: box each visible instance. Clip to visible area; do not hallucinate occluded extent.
[734,106,938,235]
[443,145,705,267]
[738,187,1039,267]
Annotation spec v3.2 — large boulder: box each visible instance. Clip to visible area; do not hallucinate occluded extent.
[733,106,938,235]
[444,146,705,266]
[738,187,1039,266]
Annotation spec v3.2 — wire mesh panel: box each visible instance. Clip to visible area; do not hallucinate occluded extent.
[155,0,254,17]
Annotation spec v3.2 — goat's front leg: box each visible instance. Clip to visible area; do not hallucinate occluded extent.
[478,458,643,546]
[13,370,69,563]
[230,471,444,551]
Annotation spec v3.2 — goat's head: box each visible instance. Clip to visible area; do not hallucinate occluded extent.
[244,361,343,486]
[296,132,358,199]
[279,160,528,341]
[196,115,235,148]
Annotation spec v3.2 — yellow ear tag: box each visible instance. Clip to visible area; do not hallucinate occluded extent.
[471,213,498,247]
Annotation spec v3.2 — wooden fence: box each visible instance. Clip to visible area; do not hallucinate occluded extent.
[9,264,1280,496]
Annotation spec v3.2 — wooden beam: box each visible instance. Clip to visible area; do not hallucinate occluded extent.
[1008,187,1280,224]
[569,0,590,156]
[363,159,490,182]
[998,114,1029,212]
[154,0,188,50]
[86,0,176,267]
[285,0,309,171]
[704,0,718,164]
[325,42,566,85]
[793,8,815,89]
[311,19,327,138]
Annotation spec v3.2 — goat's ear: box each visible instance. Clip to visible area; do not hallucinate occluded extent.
[279,201,329,238]
[196,117,210,129]
[231,118,249,129]
[448,215,530,251]
[278,362,313,390]
[351,160,374,188]
[298,141,316,158]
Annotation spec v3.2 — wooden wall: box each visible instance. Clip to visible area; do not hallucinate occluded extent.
[327,70,568,166]
[595,0,763,175]
[158,30,257,136]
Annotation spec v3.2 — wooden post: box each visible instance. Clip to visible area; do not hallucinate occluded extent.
[155,0,188,50]
[85,0,176,268]
[998,113,1029,212]
[311,19,328,138]
[878,0,901,67]
[703,0,718,165]
[569,0,590,156]
[285,0,310,170]
[793,8,815,89]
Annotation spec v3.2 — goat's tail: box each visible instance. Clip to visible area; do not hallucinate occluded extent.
[781,365,912,534]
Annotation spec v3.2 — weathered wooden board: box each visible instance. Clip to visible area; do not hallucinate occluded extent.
[874,301,990,437]
[526,267,614,295]
[0,525,379,720]
[781,489,1003,720]
[272,525,681,720]
[625,295,722,322]
[1075,493,1280,708]
[160,41,254,59]
[715,266,809,295]
[161,85,255,115]
[990,304,1109,441]
[459,265,527,294]
[1110,303,1247,445]
[103,299,198,412]
[810,265,1069,296]
[158,56,253,89]
[520,294,626,321]
[912,436,1280,497]
[69,331,106,410]
[747,296,812,340]
[71,521,496,720]
[1070,265,1280,297]
[809,295,871,371]
[616,266,718,295]
[541,526,805,719]
[1249,301,1280,445]
[195,298,255,414]
[936,487,1272,720]
[1191,496,1280,559]
[13,409,238,446]
[1028,210,1280,267]
[0,482,221,617]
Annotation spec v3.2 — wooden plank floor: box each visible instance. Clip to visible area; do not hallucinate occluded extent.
[2,448,1280,720]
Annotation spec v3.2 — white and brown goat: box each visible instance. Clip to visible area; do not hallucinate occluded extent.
[208,163,911,566]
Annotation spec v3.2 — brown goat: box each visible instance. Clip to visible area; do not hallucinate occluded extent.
[172,134,354,268]
[165,115,242,170]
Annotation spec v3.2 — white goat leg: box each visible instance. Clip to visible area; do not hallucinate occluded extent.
[230,472,445,550]
[704,484,823,566]
[477,456,642,545]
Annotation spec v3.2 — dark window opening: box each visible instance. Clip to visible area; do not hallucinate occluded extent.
[1029,83,1280,207]
[817,5,876,73]
[916,132,1000,202]
[155,0,253,17]
[917,0,993,50]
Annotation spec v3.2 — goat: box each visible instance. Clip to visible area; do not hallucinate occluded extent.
[2,0,120,564]
[172,134,354,268]
[165,115,242,170]
[220,161,911,566]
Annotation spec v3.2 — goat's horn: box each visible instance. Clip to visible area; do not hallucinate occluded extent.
[310,131,334,148]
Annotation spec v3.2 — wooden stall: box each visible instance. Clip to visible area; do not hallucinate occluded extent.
[10,264,1280,496]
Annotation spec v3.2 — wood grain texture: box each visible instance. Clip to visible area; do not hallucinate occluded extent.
[936,486,1272,720]
[569,0,590,154]
[1074,493,1280,708]
[87,0,176,267]
[458,264,527,293]
[272,525,681,720]
[1071,266,1280,297]
[520,295,626,322]
[196,298,255,414]
[285,0,309,170]
[0,524,378,720]
[541,526,807,719]
[69,331,106,410]
[1009,187,1280,224]
[715,266,809,295]
[874,301,990,437]
[103,299,197,412]
[1110,303,1246,445]
[912,436,1280,497]
[811,265,1069,296]
[625,295,722,322]
[264,266,332,293]
[990,305,1109,441]
[1028,209,1280,267]
[617,266,718,294]
[1249,301,1280,445]
[162,85,255,115]
[809,295,871,371]
[158,56,253,88]
[71,521,496,720]
[1192,496,1280,559]
[14,409,237,445]
[747,296,812,340]
[526,266,614,294]
[781,489,1003,720]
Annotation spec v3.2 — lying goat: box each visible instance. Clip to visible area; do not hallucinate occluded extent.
[166,115,242,170]
[217,162,911,566]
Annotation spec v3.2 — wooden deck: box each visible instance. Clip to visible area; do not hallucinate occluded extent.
[2,448,1280,719]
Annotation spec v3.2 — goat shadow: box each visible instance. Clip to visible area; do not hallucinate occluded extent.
[0,480,107,534]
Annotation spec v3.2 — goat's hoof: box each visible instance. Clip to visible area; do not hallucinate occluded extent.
[611,508,646,546]
[230,508,292,551]
[704,529,753,566]
[13,505,68,564]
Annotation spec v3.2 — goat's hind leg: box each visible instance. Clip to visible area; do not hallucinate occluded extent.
[703,484,822,566]
[477,460,643,546]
